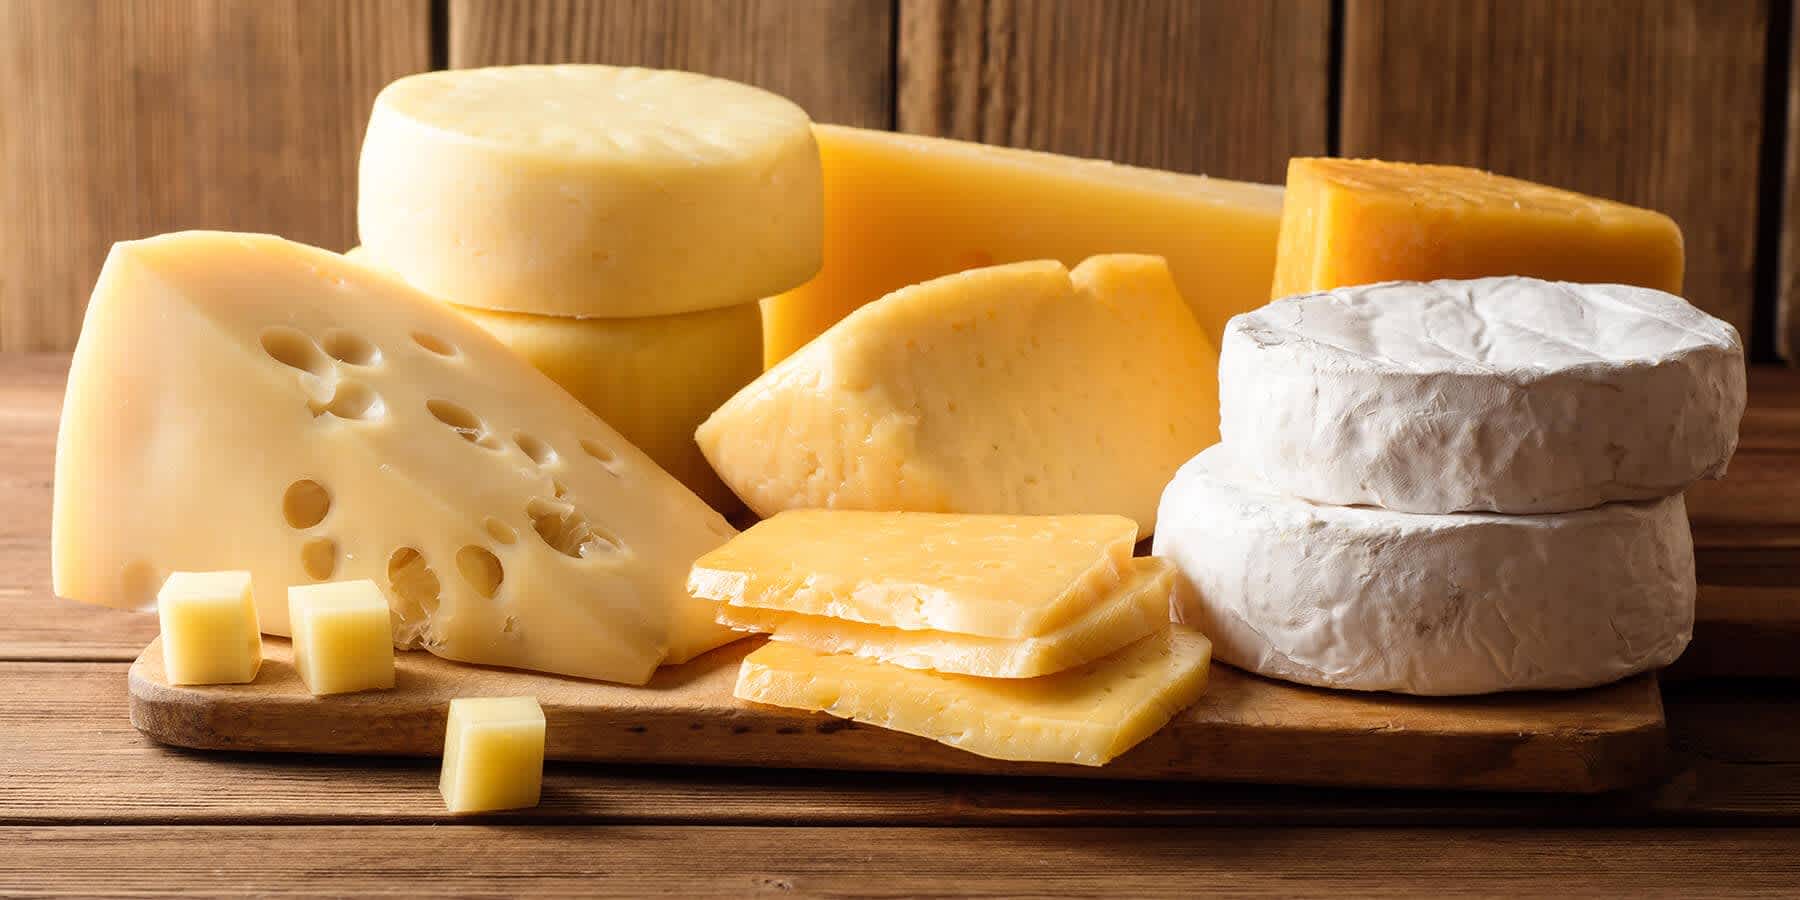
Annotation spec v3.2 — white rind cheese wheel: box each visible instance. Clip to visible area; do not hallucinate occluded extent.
[1151,446,1695,696]
[358,65,823,318]
[1220,277,1745,514]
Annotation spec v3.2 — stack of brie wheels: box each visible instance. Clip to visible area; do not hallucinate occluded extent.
[1153,277,1748,696]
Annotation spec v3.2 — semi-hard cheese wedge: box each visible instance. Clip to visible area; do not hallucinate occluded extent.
[716,558,1175,678]
[359,65,822,318]
[689,510,1137,638]
[761,124,1284,366]
[701,256,1219,532]
[1271,157,1685,299]
[1152,447,1696,696]
[735,626,1213,766]
[1221,277,1746,514]
[52,231,739,683]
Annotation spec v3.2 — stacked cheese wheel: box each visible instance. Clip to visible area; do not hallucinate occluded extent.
[354,65,824,512]
[1153,277,1747,695]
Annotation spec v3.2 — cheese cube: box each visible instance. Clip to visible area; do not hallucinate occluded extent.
[703,256,1219,533]
[1271,157,1684,299]
[690,510,1137,638]
[156,570,261,685]
[288,580,396,695]
[358,65,822,319]
[439,696,546,814]
[761,124,1284,366]
[716,558,1174,678]
[735,626,1213,766]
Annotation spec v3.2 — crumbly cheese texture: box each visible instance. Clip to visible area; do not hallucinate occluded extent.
[690,510,1137,638]
[1152,447,1696,696]
[52,231,739,684]
[735,626,1213,766]
[440,696,546,814]
[716,558,1175,678]
[1221,277,1746,514]
[1271,157,1685,299]
[702,256,1220,533]
[762,124,1283,366]
[358,65,822,318]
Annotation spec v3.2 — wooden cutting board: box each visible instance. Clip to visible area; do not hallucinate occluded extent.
[130,635,1668,794]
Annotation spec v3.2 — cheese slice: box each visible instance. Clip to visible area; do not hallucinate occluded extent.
[1271,157,1684,299]
[1221,277,1746,514]
[1152,446,1696,696]
[701,256,1219,533]
[717,558,1175,678]
[760,124,1284,366]
[689,510,1137,639]
[735,626,1213,766]
[52,231,739,683]
[358,65,822,318]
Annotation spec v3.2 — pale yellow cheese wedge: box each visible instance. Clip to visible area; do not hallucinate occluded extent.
[440,696,546,814]
[288,580,396,696]
[52,231,738,683]
[689,510,1137,639]
[700,255,1220,533]
[358,65,822,318]
[157,571,262,685]
[716,558,1174,678]
[760,124,1283,366]
[735,626,1213,766]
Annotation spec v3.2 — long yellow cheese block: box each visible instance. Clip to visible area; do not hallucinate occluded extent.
[359,65,822,318]
[735,626,1213,766]
[715,558,1174,678]
[53,231,739,683]
[701,255,1219,533]
[689,510,1137,639]
[760,124,1284,366]
[1271,157,1684,298]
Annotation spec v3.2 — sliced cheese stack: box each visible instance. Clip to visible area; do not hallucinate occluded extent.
[355,65,824,512]
[691,511,1213,766]
[1154,276,1746,696]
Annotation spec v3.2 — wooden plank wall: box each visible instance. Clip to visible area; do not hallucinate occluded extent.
[2,0,1795,361]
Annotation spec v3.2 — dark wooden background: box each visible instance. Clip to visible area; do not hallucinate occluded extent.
[2,0,1795,363]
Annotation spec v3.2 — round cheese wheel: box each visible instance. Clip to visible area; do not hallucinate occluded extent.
[358,65,822,318]
[1152,446,1695,696]
[1220,277,1745,514]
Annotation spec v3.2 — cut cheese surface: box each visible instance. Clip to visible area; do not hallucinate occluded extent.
[52,231,739,683]
[439,696,546,814]
[156,571,262,686]
[703,256,1220,533]
[1152,447,1696,696]
[1272,157,1684,299]
[735,626,1213,766]
[761,124,1284,366]
[717,558,1175,678]
[1221,277,1746,514]
[358,65,822,318]
[689,510,1137,639]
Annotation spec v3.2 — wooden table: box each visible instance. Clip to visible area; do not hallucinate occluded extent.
[5,352,1800,897]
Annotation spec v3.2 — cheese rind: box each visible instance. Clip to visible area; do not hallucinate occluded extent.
[1221,277,1747,514]
[689,510,1137,639]
[1152,447,1696,696]
[1271,157,1685,299]
[157,571,262,685]
[716,558,1175,678]
[762,124,1284,366]
[439,696,545,814]
[358,65,822,318]
[288,580,396,696]
[702,256,1220,533]
[52,231,738,683]
[735,626,1213,766]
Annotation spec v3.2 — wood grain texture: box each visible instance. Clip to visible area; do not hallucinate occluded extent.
[1783,0,1800,362]
[1341,0,1770,335]
[448,0,894,128]
[896,0,1329,183]
[0,0,431,353]
[5,825,1800,898]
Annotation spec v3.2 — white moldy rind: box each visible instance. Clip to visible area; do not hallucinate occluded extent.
[1151,447,1695,696]
[1220,277,1746,514]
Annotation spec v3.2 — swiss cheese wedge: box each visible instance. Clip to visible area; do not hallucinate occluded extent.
[53,231,738,683]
